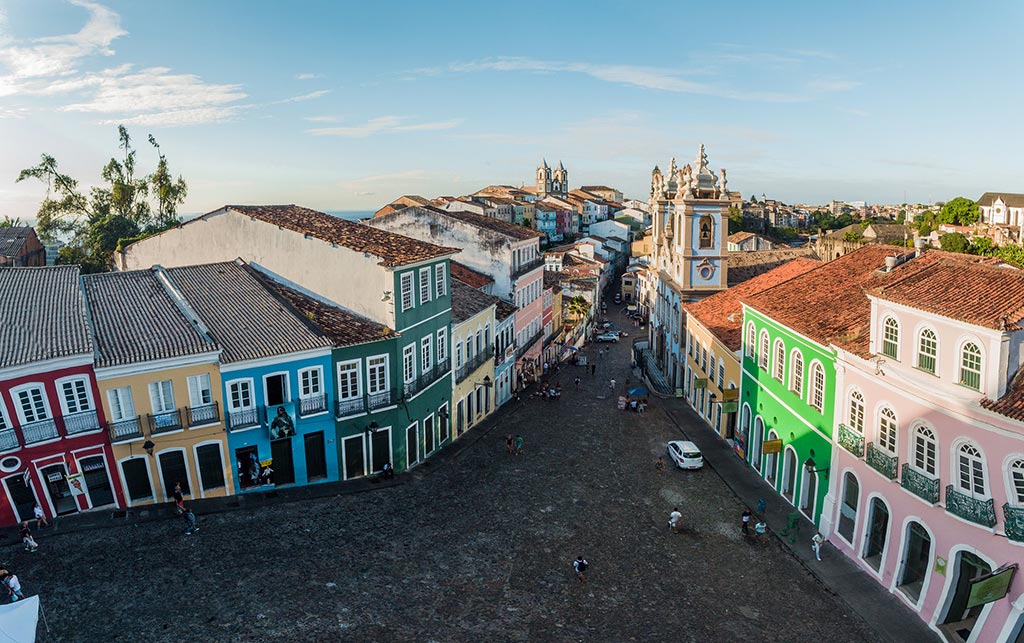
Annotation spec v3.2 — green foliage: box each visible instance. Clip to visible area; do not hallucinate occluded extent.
[939,232,970,254]
[937,197,980,226]
[567,295,591,320]
[810,210,856,231]
[0,216,24,227]
[843,230,864,242]
[993,244,1024,266]
[969,237,996,256]
[769,226,800,241]
[918,222,933,236]
[727,205,744,235]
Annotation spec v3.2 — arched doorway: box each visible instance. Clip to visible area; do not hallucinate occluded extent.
[764,430,779,485]
[782,447,797,502]
[837,472,859,543]
[800,469,817,519]
[897,521,932,603]
[862,497,889,571]
[751,417,764,471]
[939,551,993,641]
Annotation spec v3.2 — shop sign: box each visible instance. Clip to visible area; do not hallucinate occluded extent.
[694,378,708,389]
[66,473,87,497]
[83,460,105,472]
[46,472,63,483]
[721,388,739,401]
[762,439,783,455]
[967,564,1018,609]
[722,401,738,413]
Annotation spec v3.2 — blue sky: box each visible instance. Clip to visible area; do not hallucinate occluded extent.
[1,0,1022,219]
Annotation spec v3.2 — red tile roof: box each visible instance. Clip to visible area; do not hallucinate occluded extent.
[222,204,458,267]
[450,261,494,290]
[685,259,820,350]
[981,369,1024,421]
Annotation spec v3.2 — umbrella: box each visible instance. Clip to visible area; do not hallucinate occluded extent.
[628,387,649,396]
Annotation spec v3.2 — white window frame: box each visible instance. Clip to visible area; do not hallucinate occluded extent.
[881,316,900,360]
[402,343,417,384]
[226,378,255,412]
[434,264,447,298]
[877,407,898,455]
[911,423,938,477]
[419,267,432,305]
[186,373,213,408]
[148,380,175,414]
[790,350,803,395]
[745,323,755,358]
[0,400,10,433]
[773,339,785,382]
[958,341,983,391]
[55,376,94,415]
[954,441,989,498]
[366,355,390,395]
[916,327,938,374]
[336,360,362,401]
[1006,456,1024,506]
[299,366,324,399]
[436,328,448,363]
[808,361,825,412]
[10,383,51,424]
[848,390,865,434]
[400,272,414,311]
[421,336,433,372]
[758,330,770,370]
[107,387,136,422]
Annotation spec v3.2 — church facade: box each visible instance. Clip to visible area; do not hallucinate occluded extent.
[535,160,569,199]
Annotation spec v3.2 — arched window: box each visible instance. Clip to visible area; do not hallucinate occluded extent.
[956,443,986,497]
[1009,459,1024,505]
[837,472,859,542]
[959,342,982,390]
[699,215,713,248]
[917,328,937,374]
[790,350,803,395]
[809,362,825,411]
[745,323,755,358]
[878,407,898,454]
[773,340,785,382]
[848,391,865,433]
[912,425,937,476]
[758,331,770,370]
[881,317,899,359]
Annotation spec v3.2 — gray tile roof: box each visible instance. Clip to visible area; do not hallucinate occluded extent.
[164,261,332,364]
[451,280,499,323]
[83,270,219,368]
[0,227,32,257]
[0,266,93,369]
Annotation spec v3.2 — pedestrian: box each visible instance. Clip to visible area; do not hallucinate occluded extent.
[19,521,38,552]
[179,505,199,536]
[1,572,23,603]
[655,456,665,476]
[172,481,184,505]
[741,508,752,535]
[668,507,682,533]
[574,376,581,390]
[572,556,589,583]
[590,363,596,376]
[514,435,524,456]
[812,532,824,561]
[33,503,48,530]
[609,378,616,393]
[755,520,768,546]
[505,434,514,455]
[382,462,394,480]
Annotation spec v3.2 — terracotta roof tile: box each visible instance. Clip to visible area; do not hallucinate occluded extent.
[375,205,543,241]
[727,248,819,285]
[981,369,1024,421]
[494,299,518,322]
[450,261,494,290]
[450,280,499,323]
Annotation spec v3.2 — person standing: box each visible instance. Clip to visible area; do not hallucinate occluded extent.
[172,481,184,505]
[33,503,48,530]
[180,505,199,536]
[572,556,589,583]
[755,520,768,546]
[19,521,38,552]
[381,462,394,480]
[741,508,752,535]
[1,572,23,603]
[505,434,514,455]
[514,435,524,456]
[655,456,665,476]
[668,508,682,533]
[812,532,824,561]
[574,376,581,390]
[609,378,616,393]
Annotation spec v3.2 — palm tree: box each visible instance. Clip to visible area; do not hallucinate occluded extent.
[0,216,24,228]
[567,295,591,322]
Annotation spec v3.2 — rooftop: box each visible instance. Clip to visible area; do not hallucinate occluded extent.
[494,299,518,322]
[450,261,494,290]
[377,205,543,242]
[981,368,1024,421]
[0,265,93,370]
[727,231,756,243]
[727,247,819,286]
[450,280,499,323]
[0,226,35,258]
[220,204,458,267]
[83,269,219,368]
[978,192,1024,208]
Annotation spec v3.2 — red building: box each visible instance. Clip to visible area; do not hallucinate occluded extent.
[0,227,46,267]
[0,266,124,526]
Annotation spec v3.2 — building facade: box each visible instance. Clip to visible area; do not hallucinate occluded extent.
[450,282,498,438]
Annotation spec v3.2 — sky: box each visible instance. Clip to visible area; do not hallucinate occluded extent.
[1,0,1022,220]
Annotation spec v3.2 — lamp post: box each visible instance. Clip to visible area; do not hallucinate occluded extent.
[142,440,155,457]
[804,456,830,478]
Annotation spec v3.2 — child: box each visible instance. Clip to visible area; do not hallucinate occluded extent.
[572,556,588,583]
[812,532,824,561]
[179,505,199,536]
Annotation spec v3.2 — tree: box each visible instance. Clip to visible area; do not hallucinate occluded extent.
[843,230,864,242]
[918,221,933,236]
[969,237,996,256]
[148,134,187,229]
[937,197,980,226]
[939,232,970,254]
[0,216,24,227]
[727,205,744,234]
[567,295,591,321]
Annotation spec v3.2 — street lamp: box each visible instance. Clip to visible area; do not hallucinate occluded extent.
[474,375,493,388]
[142,440,155,457]
[804,456,830,478]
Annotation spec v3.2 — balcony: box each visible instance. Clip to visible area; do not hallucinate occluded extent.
[495,342,516,366]
[456,348,494,383]
[148,409,183,435]
[403,359,451,398]
[335,396,365,418]
[945,486,996,527]
[866,442,898,479]
[21,418,59,444]
[367,389,398,411]
[228,408,261,432]
[298,394,328,417]
[108,417,143,442]
[900,464,940,504]
[1003,504,1024,542]
[63,409,101,435]
[0,428,19,451]
[515,331,544,360]
[187,402,220,427]
[512,257,545,278]
[836,424,864,458]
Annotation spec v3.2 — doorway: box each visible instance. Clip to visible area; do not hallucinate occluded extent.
[424,415,435,456]
[370,429,391,473]
[157,450,190,499]
[406,423,419,469]
[342,434,365,480]
[764,431,779,484]
[782,448,797,502]
[751,418,764,472]
[456,401,465,436]
[837,472,859,543]
[940,552,993,642]
[264,373,288,407]
[800,470,817,519]
[304,432,327,481]
[120,458,153,502]
[235,446,261,489]
[270,438,295,485]
[79,456,115,508]
[862,498,889,571]
[897,521,932,603]
[3,474,37,522]
[41,464,78,515]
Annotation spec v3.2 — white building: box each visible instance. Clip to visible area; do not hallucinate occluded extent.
[978,192,1024,227]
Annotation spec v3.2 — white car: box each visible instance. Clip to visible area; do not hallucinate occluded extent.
[595,332,619,343]
[667,440,703,470]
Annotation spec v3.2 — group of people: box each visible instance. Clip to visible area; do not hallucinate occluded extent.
[505,434,524,456]
[532,381,562,400]
[0,570,23,603]
[172,482,199,536]
[624,397,648,413]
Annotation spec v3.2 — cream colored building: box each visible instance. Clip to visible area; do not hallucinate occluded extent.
[450,282,498,437]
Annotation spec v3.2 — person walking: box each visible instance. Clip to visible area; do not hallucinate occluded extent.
[812,532,824,561]
[1,572,23,603]
[655,456,665,476]
[19,521,38,552]
[514,435,524,456]
[33,503,49,530]
[609,378,616,393]
[172,481,184,505]
[755,520,768,546]
[572,556,589,583]
[180,505,199,536]
[668,508,682,533]
[506,434,514,455]
[589,363,596,376]
[741,508,752,535]
[574,376,581,390]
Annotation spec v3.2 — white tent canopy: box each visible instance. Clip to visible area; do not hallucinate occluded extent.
[0,595,39,643]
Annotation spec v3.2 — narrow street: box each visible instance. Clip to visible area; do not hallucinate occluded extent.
[13,304,877,643]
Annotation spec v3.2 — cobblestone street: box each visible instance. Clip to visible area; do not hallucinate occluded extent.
[16,320,877,643]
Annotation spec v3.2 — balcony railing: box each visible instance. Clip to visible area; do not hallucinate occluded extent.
[21,418,59,444]
[335,396,365,418]
[0,428,19,451]
[187,402,220,427]
[945,486,996,527]
[456,348,494,382]
[367,389,398,411]
[228,408,261,432]
[63,409,101,435]
[108,416,143,442]
[403,359,451,398]
[515,331,544,360]
[866,442,898,480]
[1003,504,1024,542]
[298,394,328,417]
[495,342,516,366]
[836,423,864,458]
[512,257,545,278]
[148,409,183,435]
[900,464,940,504]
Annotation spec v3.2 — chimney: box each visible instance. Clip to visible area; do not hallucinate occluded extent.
[884,256,898,272]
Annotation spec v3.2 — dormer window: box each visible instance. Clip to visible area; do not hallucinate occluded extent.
[958,342,982,391]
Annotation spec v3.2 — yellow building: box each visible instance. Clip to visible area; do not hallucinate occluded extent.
[450,281,498,437]
[83,270,235,506]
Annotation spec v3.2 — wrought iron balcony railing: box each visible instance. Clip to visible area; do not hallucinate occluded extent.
[228,407,261,432]
[456,348,494,383]
[367,389,398,411]
[0,428,19,451]
[148,409,183,435]
[63,409,101,435]
[21,418,59,444]
[515,331,544,359]
[1003,504,1024,542]
[335,389,400,418]
[298,394,328,417]
[335,396,365,418]
[403,359,451,398]
[866,442,898,480]
[837,423,864,458]
[512,257,544,278]
[108,416,143,442]
[945,486,996,528]
[187,402,220,427]
[900,463,940,504]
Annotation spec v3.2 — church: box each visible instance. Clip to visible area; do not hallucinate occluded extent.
[535,159,569,198]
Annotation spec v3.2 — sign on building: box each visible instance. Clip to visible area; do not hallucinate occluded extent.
[762,439,783,455]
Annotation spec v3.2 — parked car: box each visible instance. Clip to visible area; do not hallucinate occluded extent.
[614,293,622,304]
[666,440,703,470]
[595,332,619,343]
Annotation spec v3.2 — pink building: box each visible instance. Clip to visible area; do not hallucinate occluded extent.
[823,254,1024,643]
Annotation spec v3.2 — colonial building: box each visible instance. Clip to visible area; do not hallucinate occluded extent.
[535,160,569,199]
[726,231,775,252]
[815,223,910,262]
[977,192,1024,228]
[492,300,519,407]
[450,281,498,437]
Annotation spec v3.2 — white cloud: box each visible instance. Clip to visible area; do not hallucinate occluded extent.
[98,106,241,126]
[295,72,322,80]
[304,115,342,122]
[273,89,330,104]
[60,66,246,114]
[308,116,462,137]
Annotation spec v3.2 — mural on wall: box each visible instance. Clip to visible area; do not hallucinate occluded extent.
[266,403,297,439]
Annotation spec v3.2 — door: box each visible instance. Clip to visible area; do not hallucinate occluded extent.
[121,458,153,502]
[801,471,817,518]
[898,522,932,602]
[265,373,288,406]
[424,416,435,456]
[764,431,779,484]
[837,472,859,543]
[157,451,190,499]
[863,498,889,570]
[370,429,391,473]
[941,552,992,633]
[3,474,37,522]
[406,423,419,469]
[304,432,327,481]
[456,401,465,436]
[751,418,764,472]
[79,456,115,508]
[236,446,260,489]
[270,439,295,485]
[342,434,365,480]
[782,449,797,501]
[195,444,226,493]
[41,464,78,515]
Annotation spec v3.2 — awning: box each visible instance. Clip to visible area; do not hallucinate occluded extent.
[0,595,40,643]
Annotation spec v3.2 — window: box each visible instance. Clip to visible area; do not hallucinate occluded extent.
[419,267,431,304]
[1009,459,1024,505]
[790,351,803,395]
[400,272,414,311]
[421,336,433,372]
[956,443,986,497]
[917,329,937,374]
[773,340,785,382]
[959,342,982,390]
[59,378,92,414]
[698,215,713,248]
[848,391,865,433]
[745,323,755,358]
[107,387,135,421]
[878,407,897,454]
[148,380,175,414]
[299,367,322,398]
[809,362,825,411]
[687,332,694,356]
[717,363,725,389]
[700,347,708,372]
[337,361,361,400]
[14,385,49,423]
[187,374,212,407]
[455,342,463,369]
[758,331,770,369]
[403,344,416,383]
[227,380,253,411]
[0,401,9,432]
[367,356,389,395]
[913,425,937,476]
[436,329,448,363]
[881,317,899,359]
[435,264,447,297]
[709,354,716,380]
